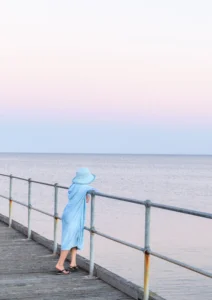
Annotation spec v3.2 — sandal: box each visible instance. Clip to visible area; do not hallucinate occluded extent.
[69,266,79,272]
[56,269,70,275]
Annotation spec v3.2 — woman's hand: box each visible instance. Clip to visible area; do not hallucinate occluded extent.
[86,194,90,203]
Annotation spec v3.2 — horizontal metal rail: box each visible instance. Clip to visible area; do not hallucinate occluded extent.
[12,199,28,208]
[0,194,9,200]
[0,173,55,187]
[1,173,211,219]
[150,251,212,279]
[31,180,55,187]
[0,194,28,208]
[11,175,28,182]
[31,206,55,218]
[151,202,212,219]
[0,173,211,300]
[94,192,212,219]
[84,226,144,252]
[94,191,146,206]
[0,194,57,218]
[0,173,11,178]
[57,184,69,190]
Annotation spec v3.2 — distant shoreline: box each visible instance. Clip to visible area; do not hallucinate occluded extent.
[0,152,211,156]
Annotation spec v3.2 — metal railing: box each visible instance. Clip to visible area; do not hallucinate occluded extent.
[0,173,211,300]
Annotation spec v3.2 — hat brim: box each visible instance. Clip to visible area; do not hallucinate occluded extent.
[72,174,96,185]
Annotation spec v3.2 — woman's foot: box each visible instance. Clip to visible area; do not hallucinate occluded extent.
[55,263,70,275]
[69,265,79,272]
[56,269,70,275]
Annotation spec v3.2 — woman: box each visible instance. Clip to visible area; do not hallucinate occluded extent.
[55,167,96,275]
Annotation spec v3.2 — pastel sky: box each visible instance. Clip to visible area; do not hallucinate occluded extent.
[0,0,212,154]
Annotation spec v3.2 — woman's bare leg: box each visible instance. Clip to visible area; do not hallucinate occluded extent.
[55,250,69,273]
[70,247,77,267]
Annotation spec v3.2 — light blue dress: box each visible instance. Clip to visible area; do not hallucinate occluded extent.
[61,183,95,250]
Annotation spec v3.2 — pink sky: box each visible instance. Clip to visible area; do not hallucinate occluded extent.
[1,1,212,129]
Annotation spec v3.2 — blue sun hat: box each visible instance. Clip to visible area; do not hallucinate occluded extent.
[72,167,96,185]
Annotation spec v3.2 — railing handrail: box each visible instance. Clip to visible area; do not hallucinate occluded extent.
[0,173,211,219]
[0,173,211,300]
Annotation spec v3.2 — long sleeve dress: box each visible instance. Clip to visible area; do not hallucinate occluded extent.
[61,183,95,250]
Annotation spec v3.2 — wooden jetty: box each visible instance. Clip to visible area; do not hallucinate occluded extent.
[0,173,211,299]
[0,214,163,300]
[0,220,132,300]
[7,172,210,299]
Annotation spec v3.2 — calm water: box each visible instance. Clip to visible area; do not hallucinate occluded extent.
[0,153,211,300]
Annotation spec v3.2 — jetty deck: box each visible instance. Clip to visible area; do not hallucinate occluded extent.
[0,221,132,300]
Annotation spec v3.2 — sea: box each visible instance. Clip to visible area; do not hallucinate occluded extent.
[0,153,211,300]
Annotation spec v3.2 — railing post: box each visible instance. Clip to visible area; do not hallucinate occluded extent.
[143,200,151,300]
[53,183,59,255]
[28,178,32,239]
[89,193,96,277]
[9,174,13,227]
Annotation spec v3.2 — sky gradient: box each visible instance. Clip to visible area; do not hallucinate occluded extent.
[0,1,212,154]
